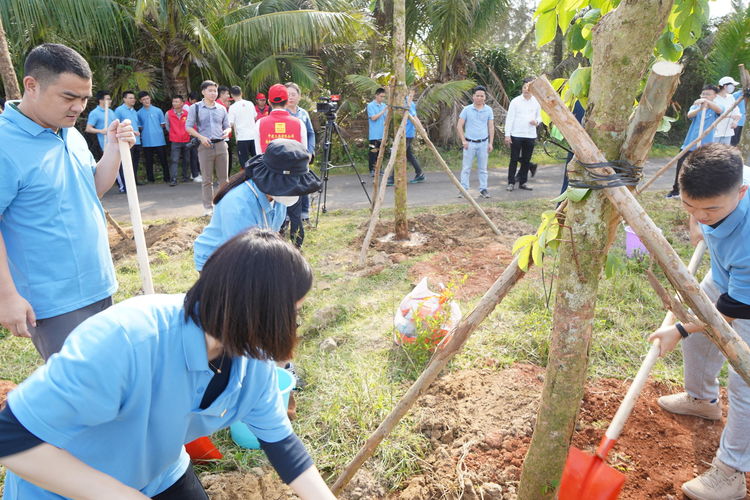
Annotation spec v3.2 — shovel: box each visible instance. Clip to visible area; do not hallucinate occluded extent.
[558,241,706,500]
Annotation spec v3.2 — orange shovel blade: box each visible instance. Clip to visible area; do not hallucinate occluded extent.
[558,446,625,500]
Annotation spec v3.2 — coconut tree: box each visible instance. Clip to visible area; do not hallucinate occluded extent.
[0,15,20,99]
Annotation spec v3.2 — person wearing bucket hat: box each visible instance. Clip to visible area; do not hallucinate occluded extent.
[193,139,321,271]
[0,229,337,500]
[714,76,741,145]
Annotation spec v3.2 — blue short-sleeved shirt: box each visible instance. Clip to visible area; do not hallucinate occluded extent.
[682,104,718,150]
[733,90,746,127]
[0,104,117,319]
[137,105,166,147]
[86,105,118,150]
[700,195,750,305]
[459,104,494,141]
[115,103,141,145]
[3,294,293,499]
[405,101,417,139]
[367,100,388,140]
[193,180,287,271]
[287,107,316,154]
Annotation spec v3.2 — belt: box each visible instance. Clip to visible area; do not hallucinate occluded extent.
[465,137,488,143]
[210,138,224,143]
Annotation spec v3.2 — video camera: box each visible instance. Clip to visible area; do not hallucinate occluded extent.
[316,95,341,116]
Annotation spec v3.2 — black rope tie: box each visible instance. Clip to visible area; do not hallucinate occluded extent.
[568,159,643,189]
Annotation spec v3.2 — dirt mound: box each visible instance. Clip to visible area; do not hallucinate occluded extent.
[393,364,747,499]
[0,380,16,410]
[108,219,204,262]
[358,208,534,258]
[200,470,293,499]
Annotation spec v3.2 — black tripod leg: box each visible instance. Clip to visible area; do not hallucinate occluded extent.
[333,122,372,204]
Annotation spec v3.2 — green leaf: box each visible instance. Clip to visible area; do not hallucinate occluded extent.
[582,8,602,23]
[535,9,559,47]
[569,66,592,99]
[581,22,595,40]
[518,245,533,271]
[657,114,678,133]
[532,240,544,267]
[557,0,583,33]
[512,234,537,255]
[535,0,559,16]
[550,191,568,203]
[567,22,587,51]
[583,39,593,59]
[604,252,625,279]
[656,30,684,61]
[567,187,591,202]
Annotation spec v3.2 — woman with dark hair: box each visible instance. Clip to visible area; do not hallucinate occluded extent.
[194,139,321,271]
[0,229,336,499]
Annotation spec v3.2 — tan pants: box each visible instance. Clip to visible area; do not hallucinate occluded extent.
[197,141,229,209]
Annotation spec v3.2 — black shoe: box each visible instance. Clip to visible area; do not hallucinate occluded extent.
[519,184,533,191]
[181,177,191,182]
[409,174,426,184]
[529,162,538,178]
[370,170,375,178]
[479,189,490,198]
[386,178,394,187]
[665,190,680,199]
[169,179,177,187]
[506,184,514,192]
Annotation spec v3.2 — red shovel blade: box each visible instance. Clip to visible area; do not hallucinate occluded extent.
[558,446,625,500]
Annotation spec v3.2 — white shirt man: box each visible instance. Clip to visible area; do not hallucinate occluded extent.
[228,86,258,168]
[504,79,542,191]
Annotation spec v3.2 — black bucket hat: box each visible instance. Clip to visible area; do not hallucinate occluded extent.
[249,139,322,196]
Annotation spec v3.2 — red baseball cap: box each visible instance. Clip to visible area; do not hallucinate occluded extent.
[256,92,266,99]
[268,84,288,104]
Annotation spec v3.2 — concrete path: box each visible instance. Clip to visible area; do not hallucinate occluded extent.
[101,158,675,221]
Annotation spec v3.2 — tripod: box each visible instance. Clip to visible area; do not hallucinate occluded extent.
[314,112,371,227]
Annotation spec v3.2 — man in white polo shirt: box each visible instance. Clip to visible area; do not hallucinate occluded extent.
[504,78,542,192]
[228,86,258,170]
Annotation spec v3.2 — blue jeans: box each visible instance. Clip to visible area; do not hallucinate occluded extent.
[460,141,488,190]
[683,272,750,471]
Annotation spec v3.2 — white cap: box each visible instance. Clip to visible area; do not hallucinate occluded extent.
[719,76,739,86]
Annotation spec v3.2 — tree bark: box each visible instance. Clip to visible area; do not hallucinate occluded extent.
[517,1,674,498]
[0,15,21,100]
[392,0,408,239]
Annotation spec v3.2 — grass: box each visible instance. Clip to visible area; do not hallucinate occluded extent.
[0,189,710,493]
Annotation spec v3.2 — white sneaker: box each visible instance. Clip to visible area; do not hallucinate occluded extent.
[682,457,747,500]
[203,208,213,217]
[657,392,722,420]
[193,175,203,183]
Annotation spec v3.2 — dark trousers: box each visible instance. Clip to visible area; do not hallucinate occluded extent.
[152,464,208,500]
[189,147,200,178]
[368,139,382,172]
[170,142,191,181]
[286,199,305,248]
[143,145,169,182]
[672,155,687,193]
[237,140,257,170]
[731,125,743,147]
[508,136,535,186]
[406,138,423,176]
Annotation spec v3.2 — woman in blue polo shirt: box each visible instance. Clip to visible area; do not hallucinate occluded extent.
[0,229,335,499]
[194,139,321,271]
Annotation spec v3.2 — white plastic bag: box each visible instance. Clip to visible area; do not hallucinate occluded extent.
[394,277,462,348]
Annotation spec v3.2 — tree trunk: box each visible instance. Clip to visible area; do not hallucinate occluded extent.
[517,1,674,498]
[162,42,190,98]
[392,0,408,239]
[0,15,21,100]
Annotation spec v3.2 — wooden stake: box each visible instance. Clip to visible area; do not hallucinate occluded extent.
[408,114,501,236]
[332,255,526,494]
[118,140,155,294]
[105,210,129,241]
[530,76,750,385]
[359,113,409,266]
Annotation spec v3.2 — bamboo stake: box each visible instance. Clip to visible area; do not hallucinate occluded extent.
[408,114,501,236]
[332,255,526,494]
[530,76,750,385]
[118,140,154,294]
[105,210,129,241]
[372,79,396,205]
[637,94,745,194]
[359,113,410,266]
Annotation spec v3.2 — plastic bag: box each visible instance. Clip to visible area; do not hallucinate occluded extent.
[394,277,462,349]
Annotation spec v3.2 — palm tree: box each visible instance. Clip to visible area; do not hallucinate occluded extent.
[0,0,368,96]
[0,15,21,99]
[706,4,750,83]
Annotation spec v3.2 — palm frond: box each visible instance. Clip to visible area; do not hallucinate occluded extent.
[707,9,750,82]
[246,55,283,90]
[417,79,475,120]
[345,74,381,94]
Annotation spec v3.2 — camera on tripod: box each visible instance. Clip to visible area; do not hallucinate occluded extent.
[316,95,341,116]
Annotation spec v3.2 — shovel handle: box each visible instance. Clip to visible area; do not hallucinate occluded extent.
[601,241,707,453]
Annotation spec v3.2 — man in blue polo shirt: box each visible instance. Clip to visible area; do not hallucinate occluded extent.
[367,87,388,177]
[0,43,134,360]
[115,90,143,184]
[85,90,124,192]
[457,85,494,198]
[137,91,169,183]
[649,144,750,500]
